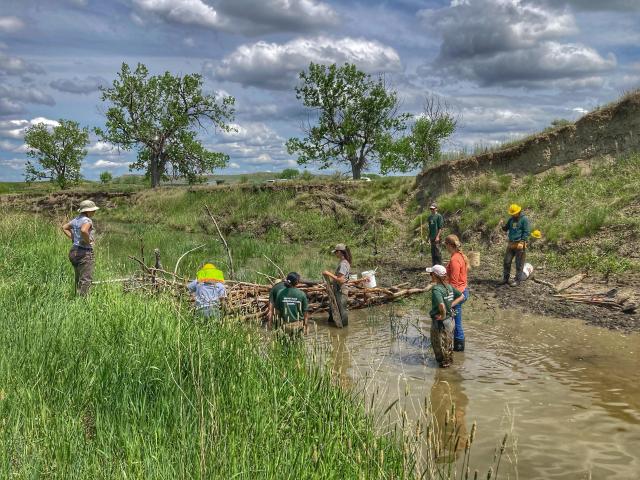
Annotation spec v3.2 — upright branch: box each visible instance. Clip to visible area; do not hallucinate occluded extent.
[204,205,235,280]
[286,62,409,180]
[96,63,235,187]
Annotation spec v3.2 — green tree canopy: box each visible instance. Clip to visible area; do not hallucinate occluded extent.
[99,171,113,184]
[24,119,89,189]
[96,63,235,187]
[279,168,299,179]
[286,63,409,180]
[382,95,457,173]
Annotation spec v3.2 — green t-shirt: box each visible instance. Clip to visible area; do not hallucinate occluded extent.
[275,287,309,323]
[269,281,286,305]
[428,213,444,240]
[504,215,530,242]
[429,283,462,320]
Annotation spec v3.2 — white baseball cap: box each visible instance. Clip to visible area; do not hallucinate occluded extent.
[425,265,447,277]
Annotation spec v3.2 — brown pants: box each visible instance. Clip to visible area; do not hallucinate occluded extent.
[328,285,349,327]
[69,248,94,296]
[431,318,454,367]
[503,245,526,282]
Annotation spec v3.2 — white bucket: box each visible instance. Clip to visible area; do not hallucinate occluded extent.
[361,270,377,288]
[522,263,534,280]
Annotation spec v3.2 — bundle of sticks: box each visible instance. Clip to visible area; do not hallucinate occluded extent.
[110,251,430,322]
[553,289,637,313]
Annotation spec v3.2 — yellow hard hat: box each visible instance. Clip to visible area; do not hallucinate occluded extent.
[508,204,522,216]
[197,263,225,282]
[531,229,542,239]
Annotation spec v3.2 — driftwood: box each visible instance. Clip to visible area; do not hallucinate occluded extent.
[554,273,587,293]
[554,289,636,313]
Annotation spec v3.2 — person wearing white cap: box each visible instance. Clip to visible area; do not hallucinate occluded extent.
[427,203,444,266]
[62,200,99,295]
[322,243,352,326]
[425,264,464,368]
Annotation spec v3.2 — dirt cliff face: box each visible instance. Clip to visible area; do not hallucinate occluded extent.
[416,91,640,205]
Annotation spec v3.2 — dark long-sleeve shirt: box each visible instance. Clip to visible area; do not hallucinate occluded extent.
[503,215,530,242]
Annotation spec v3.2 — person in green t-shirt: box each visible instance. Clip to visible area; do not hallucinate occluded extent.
[275,272,309,334]
[499,203,531,286]
[427,203,444,266]
[267,280,286,330]
[425,264,464,368]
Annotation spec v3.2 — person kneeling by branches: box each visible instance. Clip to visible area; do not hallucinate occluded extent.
[187,263,226,319]
[426,265,464,368]
[274,272,309,335]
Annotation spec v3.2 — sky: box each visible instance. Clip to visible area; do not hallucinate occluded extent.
[0,0,638,181]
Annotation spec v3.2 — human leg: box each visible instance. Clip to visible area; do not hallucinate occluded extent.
[431,240,443,266]
[76,251,94,296]
[514,249,527,283]
[441,318,454,366]
[453,289,468,351]
[337,289,349,327]
[501,247,515,284]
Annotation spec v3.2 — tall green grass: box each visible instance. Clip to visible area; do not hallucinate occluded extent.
[0,213,410,478]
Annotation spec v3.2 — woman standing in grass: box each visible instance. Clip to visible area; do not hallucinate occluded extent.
[444,234,470,352]
[426,264,464,368]
[322,243,352,327]
[62,199,99,296]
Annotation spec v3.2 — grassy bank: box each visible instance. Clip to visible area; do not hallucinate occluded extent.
[424,154,640,275]
[0,212,413,478]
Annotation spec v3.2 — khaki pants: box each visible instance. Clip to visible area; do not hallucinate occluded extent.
[431,318,454,367]
[69,248,94,296]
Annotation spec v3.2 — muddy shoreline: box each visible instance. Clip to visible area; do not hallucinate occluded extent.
[376,251,639,334]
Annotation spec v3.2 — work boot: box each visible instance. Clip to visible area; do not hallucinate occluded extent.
[453,339,465,352]
[508,280,518,287]
[498,277,510,286]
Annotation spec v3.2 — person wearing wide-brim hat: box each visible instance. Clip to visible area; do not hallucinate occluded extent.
[322,243,353,327]
[62,200,99,295]
[499,203,531,287]
[425,264,464,368]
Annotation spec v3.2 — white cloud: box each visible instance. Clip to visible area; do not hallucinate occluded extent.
[91,159,130,169]
[228,162,240,168]
[0,117,59,139]
[87,141,118,155]
[132,0,222,29]
[130,0,337,33]
[0,157,27,171]
[420,0,616,87]
[0,51,45,76]
[212,36,402,90]
[0,16,25,33]
[572,107,589,114]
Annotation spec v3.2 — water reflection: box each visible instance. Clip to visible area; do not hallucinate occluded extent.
[430,368,469,464]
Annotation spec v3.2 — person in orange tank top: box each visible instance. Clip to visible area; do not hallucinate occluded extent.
[444,234,469,352]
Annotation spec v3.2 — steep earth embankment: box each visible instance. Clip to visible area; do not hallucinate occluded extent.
[416,90,640,203]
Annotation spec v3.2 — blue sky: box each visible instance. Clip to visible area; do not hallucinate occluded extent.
[0,0,638,181]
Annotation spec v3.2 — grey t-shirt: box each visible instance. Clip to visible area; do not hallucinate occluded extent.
[70,215,94,249]
[335,259,351,295]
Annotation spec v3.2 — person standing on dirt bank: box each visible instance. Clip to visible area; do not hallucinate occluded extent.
[62,200,99,295]
[267,279,286,329]
[500,204,531,287]
[187,263,226,318]
[322,244,352,327]
[428,203,444,266]
[426,264,464,368]
[445,235,469,352]
[275,272,309,334]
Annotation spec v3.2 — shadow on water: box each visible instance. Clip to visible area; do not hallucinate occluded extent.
[310,299,640,480]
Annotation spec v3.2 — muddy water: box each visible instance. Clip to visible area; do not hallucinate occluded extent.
[311,299,640,479]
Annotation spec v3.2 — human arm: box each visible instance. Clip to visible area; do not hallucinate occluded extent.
[520,216,531,241]
[62,222,73,240]
[435,214,444,243]
[451,288,464,308]
[302,294,309,334]
[502,218,510,232]
[187,280,197,293]
[267,302,274,329]
[303,311,309,335]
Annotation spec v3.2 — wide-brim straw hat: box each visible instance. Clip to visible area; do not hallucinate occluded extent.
[332,243,347,253]
[78,200,99,213]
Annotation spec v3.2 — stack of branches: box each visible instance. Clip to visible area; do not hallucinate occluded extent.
[117,248,431,322]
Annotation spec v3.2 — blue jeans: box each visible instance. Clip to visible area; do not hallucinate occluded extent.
[453,288,469,341]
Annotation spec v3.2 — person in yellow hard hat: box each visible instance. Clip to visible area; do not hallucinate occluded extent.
[187,262,226,318]
[499,204,530,286]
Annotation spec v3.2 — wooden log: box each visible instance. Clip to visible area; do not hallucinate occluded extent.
[323,273,342,328]
[554,273,587,293]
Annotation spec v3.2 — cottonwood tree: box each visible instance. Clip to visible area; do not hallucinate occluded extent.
[383,95,458,173]
[286,63,409,180]
[24,119,89,189]
[96,63,235,188]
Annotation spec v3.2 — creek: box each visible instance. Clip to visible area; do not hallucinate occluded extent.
[311,297,640,479]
